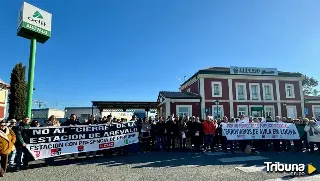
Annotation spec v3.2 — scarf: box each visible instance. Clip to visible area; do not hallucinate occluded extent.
[0,128,9,141]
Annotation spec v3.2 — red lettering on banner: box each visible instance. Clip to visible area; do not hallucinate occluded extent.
[34,150,41,158]
[99,142,115,149]
[50,148,62,156]
[78,145,84,152]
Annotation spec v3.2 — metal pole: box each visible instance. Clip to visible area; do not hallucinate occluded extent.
[26,38,37,118]
[216,105,218,119]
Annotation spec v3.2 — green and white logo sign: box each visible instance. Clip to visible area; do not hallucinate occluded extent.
[17,2,52,43]
[230,66,278,76]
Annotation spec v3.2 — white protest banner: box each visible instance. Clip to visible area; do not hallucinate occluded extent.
[222,123,300,140]
[25,122,139,160]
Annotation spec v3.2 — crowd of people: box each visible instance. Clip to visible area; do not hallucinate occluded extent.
[0,113,320,177]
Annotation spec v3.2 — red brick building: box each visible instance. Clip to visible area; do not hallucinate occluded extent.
[158,66,305,120]
[304,95,320,119]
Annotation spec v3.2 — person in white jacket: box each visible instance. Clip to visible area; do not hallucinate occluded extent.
[304,119,320,155]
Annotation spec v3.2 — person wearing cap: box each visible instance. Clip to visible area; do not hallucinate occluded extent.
[0,120,16,177]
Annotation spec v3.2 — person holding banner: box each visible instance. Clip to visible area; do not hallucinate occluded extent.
[0,120,16,177]
[304,119,320,155]
[15,116,31,171]
[43,115,60,165]
[62,114,80,161]
[84,116,98,158]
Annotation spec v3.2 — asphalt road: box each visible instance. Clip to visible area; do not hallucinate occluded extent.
[2,150,320,181]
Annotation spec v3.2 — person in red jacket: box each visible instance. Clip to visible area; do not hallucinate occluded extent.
[203,116,216,151]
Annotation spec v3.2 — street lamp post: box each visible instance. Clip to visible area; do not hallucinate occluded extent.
[215,100,220,119]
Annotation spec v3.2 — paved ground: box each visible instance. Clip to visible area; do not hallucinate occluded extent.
[2,150,320,181]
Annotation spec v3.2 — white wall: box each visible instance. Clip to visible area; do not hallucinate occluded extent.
[32,109,49,119]
[48,109,65,118]
[65,107,100,121]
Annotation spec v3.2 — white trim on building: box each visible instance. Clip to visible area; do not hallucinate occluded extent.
[198,74,303,81]
[275,80,282,117]
[165,99,171,117]
[299,80,305,118]
[237,105,248,117]
[235,82,247,101]
[176,105,192,117]
[286,105,297,118]
[200,77,206,119]
[211,81,222,97]
[262,83,274,101]
[264,105,275,119]
[285,83,295,98]
[249,83,261,101]
[312,105,320,118]
[228,78,234,118]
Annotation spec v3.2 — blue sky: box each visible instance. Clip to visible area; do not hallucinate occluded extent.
[1,0,320,109]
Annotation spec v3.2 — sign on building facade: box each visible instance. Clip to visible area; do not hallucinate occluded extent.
[230,66,278,76]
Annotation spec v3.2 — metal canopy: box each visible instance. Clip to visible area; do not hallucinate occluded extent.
[92,101,158,111]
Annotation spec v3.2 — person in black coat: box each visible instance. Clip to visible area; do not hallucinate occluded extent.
[155,117,166,150]
[62,114,80,160]
[62,114,81,126]
[165,118,176,151]
[192,118,202,152]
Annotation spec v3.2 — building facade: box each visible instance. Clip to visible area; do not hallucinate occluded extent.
[0,79,10,120]
[304,96,320,119]
[159,67,305,120]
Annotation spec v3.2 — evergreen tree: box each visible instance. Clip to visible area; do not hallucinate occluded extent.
[8,62,27,120]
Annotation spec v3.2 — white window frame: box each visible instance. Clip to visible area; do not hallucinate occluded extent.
[211,105,224,119]
[235,83,247,100]
[262,83,274,100]
[286,105,297,119]
[285,84,295,98]
[237,105,248,117]
[176,105,192,117]
[264,105,275,119]
[211,81,222,97]
[312,105,320,118]
[249,83,261,101]
[187,88,191,92]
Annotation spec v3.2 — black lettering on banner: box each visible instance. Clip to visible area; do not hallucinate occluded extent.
[25,122,138,144]
[221,123,299,140]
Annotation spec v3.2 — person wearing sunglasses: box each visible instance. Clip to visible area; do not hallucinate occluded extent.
[0,120,16,177]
